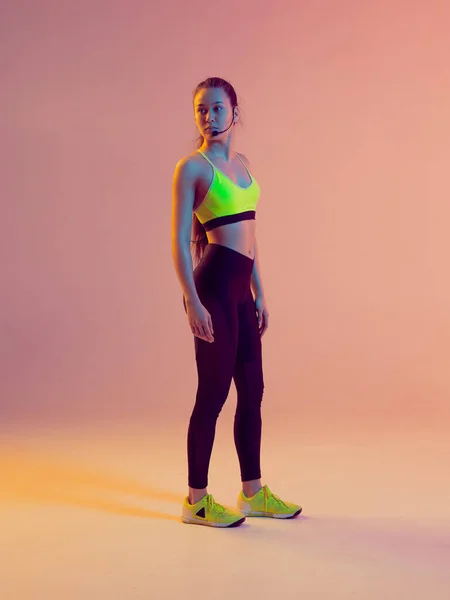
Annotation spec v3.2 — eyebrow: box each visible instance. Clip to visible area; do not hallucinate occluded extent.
[196,101,224,107]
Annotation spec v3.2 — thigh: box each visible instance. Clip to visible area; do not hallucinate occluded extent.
[194,297,239,394]
[233,292,264,398]
[236,292,262,363]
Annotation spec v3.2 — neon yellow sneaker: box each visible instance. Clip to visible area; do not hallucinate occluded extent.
[237,485,302,519]
[181,494,246,528]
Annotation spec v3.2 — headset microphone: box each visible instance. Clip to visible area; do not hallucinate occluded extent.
[211,115,235,137]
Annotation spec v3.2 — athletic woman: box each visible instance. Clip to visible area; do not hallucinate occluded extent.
[171,77,302,527]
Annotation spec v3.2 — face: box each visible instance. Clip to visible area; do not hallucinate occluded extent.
[194,87,237,138]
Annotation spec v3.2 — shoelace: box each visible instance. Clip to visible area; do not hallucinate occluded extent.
[264,486,289,509]
[206,495,225,515]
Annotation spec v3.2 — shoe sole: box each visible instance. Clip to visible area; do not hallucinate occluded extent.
[181,515,246,528]
[239,508,302,519]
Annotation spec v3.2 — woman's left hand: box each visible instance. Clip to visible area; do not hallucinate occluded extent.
[255,295,269,337]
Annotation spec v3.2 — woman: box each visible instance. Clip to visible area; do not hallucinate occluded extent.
[171,77,302,528]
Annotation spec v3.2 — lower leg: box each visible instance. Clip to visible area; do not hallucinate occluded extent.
[187,386,230,505]
[234,405,263,496]
[187,410,223,505]
[242,478,262,497]
[232,330,265,500]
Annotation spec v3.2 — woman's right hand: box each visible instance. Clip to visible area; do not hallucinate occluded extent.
[186,300,215,343]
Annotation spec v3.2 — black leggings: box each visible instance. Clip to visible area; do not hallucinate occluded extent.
[183,243,264,489]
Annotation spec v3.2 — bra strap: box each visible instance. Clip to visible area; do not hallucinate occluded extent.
[235,152,252,178]
[198,150,252,180]
[197,150,216,169]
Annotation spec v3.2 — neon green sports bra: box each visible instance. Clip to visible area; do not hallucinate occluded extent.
[194,150,260,231]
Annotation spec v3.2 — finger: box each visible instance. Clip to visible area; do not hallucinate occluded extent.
[260,314,268,336]
[206,314,214,339]
[256,310,262,328]
[196,322,206,339]
[208,314,214,336]
[195,330,208,342]
[199,322,214,342]
[192,323,206,341]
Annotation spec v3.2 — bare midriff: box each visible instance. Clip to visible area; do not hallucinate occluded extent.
[206,220,256,259]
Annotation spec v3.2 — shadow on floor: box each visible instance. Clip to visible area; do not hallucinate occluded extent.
[0,449,182,521]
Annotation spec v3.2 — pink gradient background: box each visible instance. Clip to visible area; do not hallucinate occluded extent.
[2,2,450,599]
[2,1,449,430]
[1,1,450,422]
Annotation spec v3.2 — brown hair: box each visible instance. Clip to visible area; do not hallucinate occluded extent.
[190,77,241,267]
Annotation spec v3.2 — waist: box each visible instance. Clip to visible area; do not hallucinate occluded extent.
[193,243,255,302]
[206,220,256,260]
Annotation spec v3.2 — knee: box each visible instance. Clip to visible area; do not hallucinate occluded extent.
[190,395,227,423]
[236,359,265,404]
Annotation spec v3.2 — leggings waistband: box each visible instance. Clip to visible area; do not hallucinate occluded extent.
[184,243,255,308]
[206,243,254,265]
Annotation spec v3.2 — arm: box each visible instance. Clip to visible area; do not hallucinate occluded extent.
[237,152,269,335]
[171,157,201,305]
[251,238,270,336]
[251,238,265,299]
[237,153,266,300]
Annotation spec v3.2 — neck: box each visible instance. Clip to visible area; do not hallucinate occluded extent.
[200,138,234,161]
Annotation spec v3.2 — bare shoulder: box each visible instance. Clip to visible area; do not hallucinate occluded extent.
[174,151,204,175]
[177,150,205,166]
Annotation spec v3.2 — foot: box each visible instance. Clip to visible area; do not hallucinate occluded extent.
[182,493,246,528]
[237,484,302,519]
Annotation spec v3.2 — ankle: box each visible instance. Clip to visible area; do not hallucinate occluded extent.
[188,487,208,505]
[189,494,207,505]
[242,482,263,498]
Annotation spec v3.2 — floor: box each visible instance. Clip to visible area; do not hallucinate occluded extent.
[1,413,449,600]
